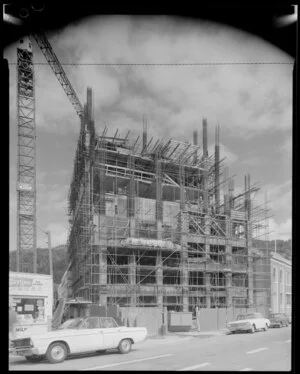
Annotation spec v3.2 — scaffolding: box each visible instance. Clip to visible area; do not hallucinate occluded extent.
[67,88,272,312]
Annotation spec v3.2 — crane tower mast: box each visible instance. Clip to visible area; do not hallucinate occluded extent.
[16,38,37,273]
[16,32,83,272]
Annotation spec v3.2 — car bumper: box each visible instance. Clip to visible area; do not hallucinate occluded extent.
[228,326,251,332]
[270,322,287,327]
[270,322,281,327]
[10,347,40,357]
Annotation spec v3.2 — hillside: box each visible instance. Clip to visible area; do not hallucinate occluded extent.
[9,245,68,284]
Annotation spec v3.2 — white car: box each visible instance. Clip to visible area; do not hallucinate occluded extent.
[227,312,270,334]
[11,316,147,364]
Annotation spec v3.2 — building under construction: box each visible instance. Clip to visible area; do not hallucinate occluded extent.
[67,88,271,312]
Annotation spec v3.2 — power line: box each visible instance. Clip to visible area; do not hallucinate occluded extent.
[7,62,293,66]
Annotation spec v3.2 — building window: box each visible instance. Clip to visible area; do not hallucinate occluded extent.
[286,294,291,305]
[273,268,276,282]
[279,270,283,283]
[280,293,283,305]
[10,297,46,324]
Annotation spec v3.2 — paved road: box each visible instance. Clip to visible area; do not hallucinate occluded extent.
[9,326,291,371]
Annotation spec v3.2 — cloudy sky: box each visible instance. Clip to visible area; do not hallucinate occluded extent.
[7,15,293,250]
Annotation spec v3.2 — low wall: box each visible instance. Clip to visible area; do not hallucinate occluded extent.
[197,306,267,331]
[119,307,164,336]
[109,305,267,335]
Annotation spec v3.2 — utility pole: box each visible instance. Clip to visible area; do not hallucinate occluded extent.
[44,231,53,276]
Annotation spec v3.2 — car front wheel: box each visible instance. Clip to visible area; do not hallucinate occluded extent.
[118,339,132,354]
[46,342,67,364]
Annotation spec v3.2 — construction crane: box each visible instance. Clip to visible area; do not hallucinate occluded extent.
[31,32,84,118]
[16,31,84,273]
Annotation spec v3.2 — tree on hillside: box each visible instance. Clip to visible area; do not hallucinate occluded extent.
[9,246,68,284]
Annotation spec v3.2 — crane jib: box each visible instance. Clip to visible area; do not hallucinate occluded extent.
[31,32,83,118]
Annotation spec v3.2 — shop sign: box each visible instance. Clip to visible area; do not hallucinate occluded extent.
[9,276,49,293]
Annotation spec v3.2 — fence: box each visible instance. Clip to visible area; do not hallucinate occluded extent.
[119,307,165,336]
[118,305,267,335]
[196,306,267,331]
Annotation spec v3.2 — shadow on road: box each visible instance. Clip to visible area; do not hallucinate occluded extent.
[9,348,142,365]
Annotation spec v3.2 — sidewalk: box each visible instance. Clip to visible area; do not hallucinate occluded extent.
[144,328,228,344]
[172,328,228,337]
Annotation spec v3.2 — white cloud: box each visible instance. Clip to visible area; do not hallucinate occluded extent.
[252,180,291,240]
[268,218,292,241]
[280,135,292,172]
[7,16,293,250]
[208,142,238,165]
[5,16,292,138]
[38,222,68,248]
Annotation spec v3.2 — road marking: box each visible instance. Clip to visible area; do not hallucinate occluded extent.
[240,368,253,371]
[177,362,211,371]
[285,339,291,343]
[246,347,268,354]
[81,353,173,370]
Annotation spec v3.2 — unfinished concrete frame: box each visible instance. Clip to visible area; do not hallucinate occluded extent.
[67,89,271,312]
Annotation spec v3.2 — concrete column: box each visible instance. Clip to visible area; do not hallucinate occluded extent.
[225,217,231,236]
[204,215,210,235]
[157,221,162,240]
[225,272,232,307]
[129,217,136,238]
[225,218,232,267]
[204,215,211,260]
[127,154,136,237]
[156,250,163,308]
[156,158,163,240]
[129,253,136,307]
[247,221,253,307]
[206,273,211,308]
[99,215,107,306]
[182,249,189,312]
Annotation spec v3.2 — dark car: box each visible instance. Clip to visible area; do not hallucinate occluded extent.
[269,313,289,328]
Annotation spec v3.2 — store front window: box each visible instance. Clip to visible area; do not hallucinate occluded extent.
[11,297,46,324]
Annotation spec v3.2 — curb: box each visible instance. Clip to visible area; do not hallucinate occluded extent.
[145,330,228,341]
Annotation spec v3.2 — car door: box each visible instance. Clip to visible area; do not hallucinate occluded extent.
[100,317,121,349]
[72,317,104,354]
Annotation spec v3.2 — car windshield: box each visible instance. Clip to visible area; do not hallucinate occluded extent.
[236,314,260,321]
[270,314,281,318]
[58,318,84,329]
